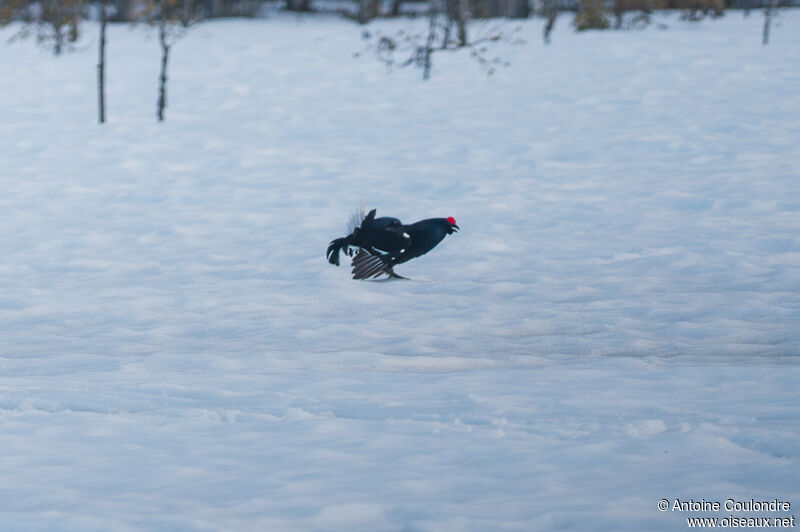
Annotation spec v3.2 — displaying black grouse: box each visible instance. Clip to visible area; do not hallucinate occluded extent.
[327,208,459,280]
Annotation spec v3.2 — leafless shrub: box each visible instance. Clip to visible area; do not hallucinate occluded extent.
[0,0,85,55]
[363,2,523,80]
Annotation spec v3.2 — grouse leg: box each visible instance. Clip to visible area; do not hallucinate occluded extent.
[386,267,408,280]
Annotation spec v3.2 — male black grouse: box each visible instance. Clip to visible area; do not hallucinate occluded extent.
[327,208,459,279]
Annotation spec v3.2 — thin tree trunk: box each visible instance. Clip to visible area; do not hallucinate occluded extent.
[52,21,64,55]
[157,10,170,122]
[98,0,107,124]
[457,0,467,46]
[762,0,773,45]
[543,9,557,43]
[423,8,437,81]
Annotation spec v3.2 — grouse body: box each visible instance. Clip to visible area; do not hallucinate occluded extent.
[327,208,459,279]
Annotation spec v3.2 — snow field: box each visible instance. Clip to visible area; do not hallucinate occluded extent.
[0,10,799,531]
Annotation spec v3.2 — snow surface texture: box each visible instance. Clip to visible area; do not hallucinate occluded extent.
[1,11,799,531]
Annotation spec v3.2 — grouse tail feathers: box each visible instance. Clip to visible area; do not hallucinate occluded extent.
[328,208,380,266]
[327,236,354,266]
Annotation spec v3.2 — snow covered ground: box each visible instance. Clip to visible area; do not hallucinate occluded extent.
[1,9,799,531]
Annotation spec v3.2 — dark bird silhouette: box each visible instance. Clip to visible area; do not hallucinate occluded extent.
[327,208,459,280]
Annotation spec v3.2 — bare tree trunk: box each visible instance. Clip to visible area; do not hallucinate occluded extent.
[157,5,170,122]
[543,1,558,44]
[762,0,773,45]
[50,18,65,55]
[457,0,468,46]
[69,17,79,42]
[422,7,437,80]
[98,0,108,124]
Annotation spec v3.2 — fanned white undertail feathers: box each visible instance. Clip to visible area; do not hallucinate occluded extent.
[346,201,367,234]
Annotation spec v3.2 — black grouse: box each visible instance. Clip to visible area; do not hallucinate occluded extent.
[327,208,459,279]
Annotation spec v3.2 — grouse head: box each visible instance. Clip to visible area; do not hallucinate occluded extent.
[446,216,459,234]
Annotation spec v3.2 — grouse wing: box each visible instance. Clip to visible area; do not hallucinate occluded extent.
[351,249,394,280]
